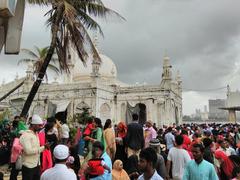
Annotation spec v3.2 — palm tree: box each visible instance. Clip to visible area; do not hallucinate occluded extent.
[18,46,59,83]
[20,0,123,117]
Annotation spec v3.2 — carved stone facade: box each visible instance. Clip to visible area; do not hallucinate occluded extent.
[0,50,182,126]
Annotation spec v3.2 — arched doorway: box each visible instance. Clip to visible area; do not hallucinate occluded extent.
[126,102,147,125]
[138,103,147,125]
[100,103,111,125]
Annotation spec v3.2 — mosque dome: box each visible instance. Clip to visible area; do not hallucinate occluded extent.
[72,53,117,82]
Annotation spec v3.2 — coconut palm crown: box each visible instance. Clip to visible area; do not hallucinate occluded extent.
[19,46,59,82]
[20,0,124,116]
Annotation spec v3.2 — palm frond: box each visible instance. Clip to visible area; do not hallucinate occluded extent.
[79,2,125,21]
[17,59,35,66]
[48,64,60,74]
[76,9,104,36]
[66,22,88,65]
[21,48,39,59]
[76,21,101,63]
[27,0,49,5]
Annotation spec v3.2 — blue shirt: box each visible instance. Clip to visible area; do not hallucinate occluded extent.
[183,160,218,180]
[165,132,175,150]
[90,152,112,180]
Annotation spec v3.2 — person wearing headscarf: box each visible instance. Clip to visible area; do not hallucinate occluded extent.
[114,122,127,164]
[215,150,234,180]
[112,160,130,180]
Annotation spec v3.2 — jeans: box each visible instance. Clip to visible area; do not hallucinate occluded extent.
[9,163,20,180]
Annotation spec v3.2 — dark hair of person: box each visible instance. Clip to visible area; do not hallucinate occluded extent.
[217,139,224,145]
[104,119,112,130]
[132,114,138,121]
[87,118,93,124]
[181,129,188,135]
[55,158,68,163]
[139,147,157,168]
[203,138,212,148]
[47,117,56,123]
[193,133,199,138]
[14,116,20,120]
[175,135,184,146]
[192,143,204,153]
[45,122,54,133]
[12,120,19,129]
[92,141,104,151]
[94,118,103,129]
[168,127,172,132]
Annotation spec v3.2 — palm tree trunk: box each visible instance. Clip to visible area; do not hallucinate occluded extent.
[20,6,63,117]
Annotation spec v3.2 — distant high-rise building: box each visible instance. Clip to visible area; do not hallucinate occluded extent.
[208,99,227,120]
[204,105,208,113]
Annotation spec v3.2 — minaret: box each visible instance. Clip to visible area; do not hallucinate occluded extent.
[162,55,172,80]
[175,70,182,97]
[160,54,172,90]
[26,61,34,81]
[91,33,100,77]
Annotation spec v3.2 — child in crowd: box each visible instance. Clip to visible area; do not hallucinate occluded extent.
[85,144,111,179]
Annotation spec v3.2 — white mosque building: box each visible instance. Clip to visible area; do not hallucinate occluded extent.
[0,47,182,127]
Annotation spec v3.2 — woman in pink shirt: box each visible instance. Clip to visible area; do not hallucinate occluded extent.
[10,131,24,180]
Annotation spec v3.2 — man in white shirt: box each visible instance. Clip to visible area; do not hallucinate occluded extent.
[20,114,47,180]
[138,147,163,180]
[166,135,191,180]
[41,144,77,180]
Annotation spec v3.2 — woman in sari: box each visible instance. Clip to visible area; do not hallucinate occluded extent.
[104,119,116,161]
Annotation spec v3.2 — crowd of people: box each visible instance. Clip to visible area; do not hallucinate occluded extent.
[1,113,240,180]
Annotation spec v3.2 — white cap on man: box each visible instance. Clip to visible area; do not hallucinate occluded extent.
[53,145,69,160]
[31,114,43,125]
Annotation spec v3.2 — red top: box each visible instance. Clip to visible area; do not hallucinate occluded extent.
[84,123,94,136]
[88,158,105,176]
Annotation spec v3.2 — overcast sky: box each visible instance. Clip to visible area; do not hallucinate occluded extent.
[1,0,240,115]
